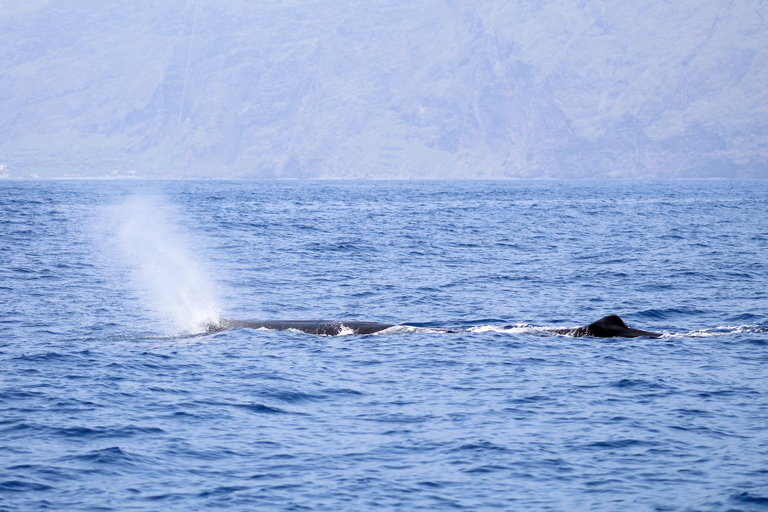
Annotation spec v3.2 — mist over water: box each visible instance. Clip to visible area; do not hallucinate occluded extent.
[110,195,220,333]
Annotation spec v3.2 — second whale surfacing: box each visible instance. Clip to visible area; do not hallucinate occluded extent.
[207,314,661,338]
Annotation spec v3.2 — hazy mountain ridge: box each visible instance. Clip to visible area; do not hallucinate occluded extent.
[1,0,765,178]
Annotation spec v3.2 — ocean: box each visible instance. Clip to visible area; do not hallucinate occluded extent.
[1,179,767,511]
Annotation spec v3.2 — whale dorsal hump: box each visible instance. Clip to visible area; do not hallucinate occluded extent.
[586,315,630,337]
[597,315,628,328]
[584,314,661,338]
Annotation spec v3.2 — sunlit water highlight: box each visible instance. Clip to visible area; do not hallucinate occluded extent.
[1,180,767,511]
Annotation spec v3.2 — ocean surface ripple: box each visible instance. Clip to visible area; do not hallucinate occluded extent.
[1,180,767,511]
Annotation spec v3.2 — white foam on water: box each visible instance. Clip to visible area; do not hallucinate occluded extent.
[375,325,454,335]
[336,324,356,336]
[665,324,768,338]
[468,324,554,335]
[109,195,221,334]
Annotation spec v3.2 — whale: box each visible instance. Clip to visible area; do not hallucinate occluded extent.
[207,314,660,338]
[208,319,396,336]
[552,315,661,338]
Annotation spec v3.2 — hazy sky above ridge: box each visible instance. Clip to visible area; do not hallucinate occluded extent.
[0,0,766,179]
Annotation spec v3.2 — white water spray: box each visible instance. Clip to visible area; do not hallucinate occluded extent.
[111,195,220,334]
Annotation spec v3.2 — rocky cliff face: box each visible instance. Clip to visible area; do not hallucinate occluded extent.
[1,0,766,178]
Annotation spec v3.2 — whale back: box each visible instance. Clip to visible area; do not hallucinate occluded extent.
[209,315,660,338]
[585,315,661,338]
[209,319,394,336]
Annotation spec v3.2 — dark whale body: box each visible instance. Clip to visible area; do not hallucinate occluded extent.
[210,319,395,336]
[554,315,661,338]
[209,314,660,338]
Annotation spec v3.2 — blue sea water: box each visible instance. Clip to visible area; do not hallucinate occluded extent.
[1,179,768,511]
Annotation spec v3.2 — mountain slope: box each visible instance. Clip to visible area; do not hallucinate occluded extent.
[1,0,766,178]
